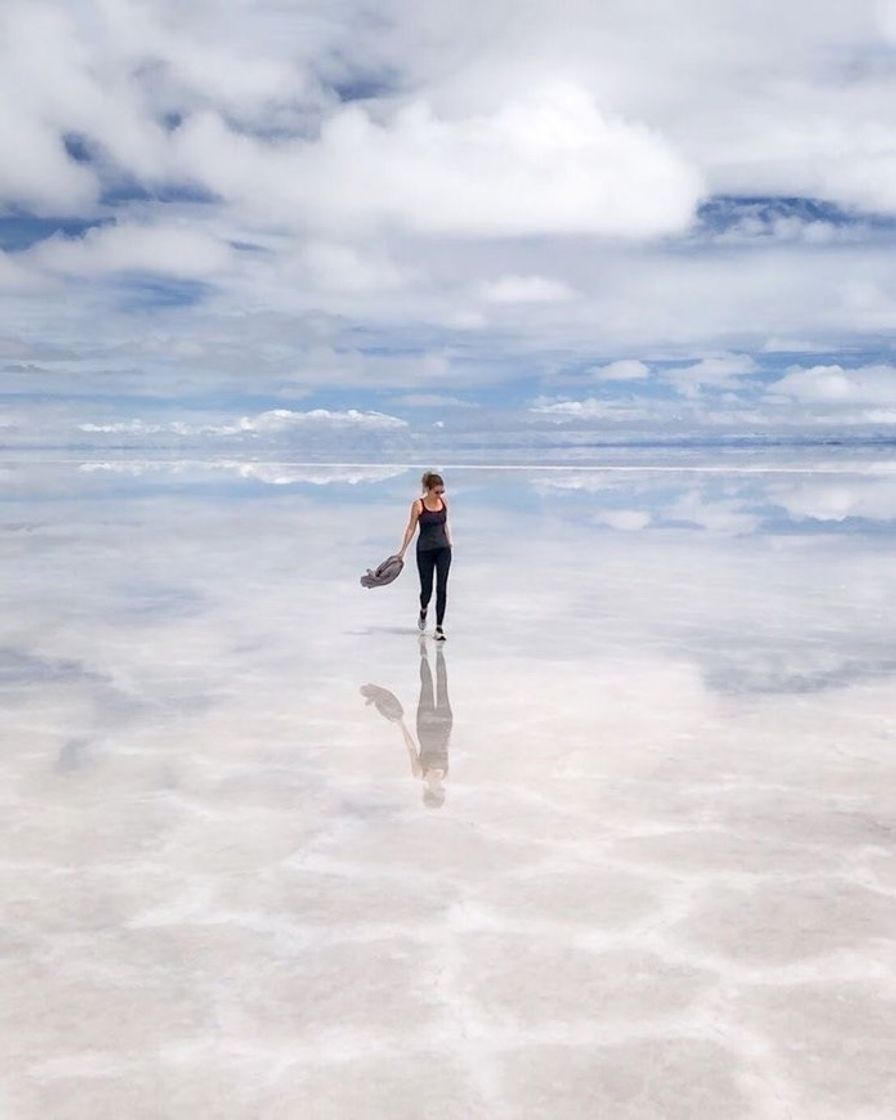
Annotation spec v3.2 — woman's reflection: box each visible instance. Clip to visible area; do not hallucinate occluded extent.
[361,638,453,808]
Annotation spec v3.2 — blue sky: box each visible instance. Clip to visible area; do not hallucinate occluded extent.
[3,1,896,456]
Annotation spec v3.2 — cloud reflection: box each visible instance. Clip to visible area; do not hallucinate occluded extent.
[530,465,896,533]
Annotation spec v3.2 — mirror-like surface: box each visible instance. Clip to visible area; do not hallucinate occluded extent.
[2,458,895,1119]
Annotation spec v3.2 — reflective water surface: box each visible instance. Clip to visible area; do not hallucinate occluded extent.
[2,458,895,1119]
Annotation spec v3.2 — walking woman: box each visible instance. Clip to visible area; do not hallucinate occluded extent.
[398,471,452,640]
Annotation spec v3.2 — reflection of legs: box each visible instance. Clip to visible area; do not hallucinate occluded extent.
[417,549,436,613]
[434,547,452,627]
[418,642,450,794]
[435,647,453,726]
[418,647,434,715]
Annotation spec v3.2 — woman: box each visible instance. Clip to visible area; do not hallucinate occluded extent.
[398,471,452,640]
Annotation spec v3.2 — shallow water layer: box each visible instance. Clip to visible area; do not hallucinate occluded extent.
[1,458,895,1119]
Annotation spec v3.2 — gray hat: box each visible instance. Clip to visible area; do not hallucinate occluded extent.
[360,553,404,588]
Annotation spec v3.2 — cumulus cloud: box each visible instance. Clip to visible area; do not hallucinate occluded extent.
[762,338,822,353]
[391,393,477,408]
[528,397,648,421]
[0,252,49,293]
[478,274,576,303]
[696,199,868,246]
[5,0,896,439]
[0,0,329,215]
[591,359,650,382]
[217,463,406,484]
[4,0,896,230]
[0,106,97,216]
[595,509,652,531]
[529,398,611,419]
[529,472,622,493]
[771,475,896,522]
[76,461,406,484]
[662,354,759,398]
[28,223,233,279]
[239,407,407,431]
[77,408,407,436]
[0,2,159,214]
[169,83,703,238]
[767,363,896,406]
[369,2,896,219]
[665,490,761,534]
[238,465,405,484]
[298,241,412,293]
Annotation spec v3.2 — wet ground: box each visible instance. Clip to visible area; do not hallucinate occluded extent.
[2,456,895,1118]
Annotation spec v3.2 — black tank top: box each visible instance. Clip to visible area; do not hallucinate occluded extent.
[417,498,449,551]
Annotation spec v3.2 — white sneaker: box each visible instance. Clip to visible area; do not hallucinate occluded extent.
[417,610,427,632]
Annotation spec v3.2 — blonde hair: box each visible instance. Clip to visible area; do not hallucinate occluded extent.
[421,471,444,491]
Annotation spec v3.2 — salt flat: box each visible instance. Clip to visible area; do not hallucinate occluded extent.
[1,458,894,1119]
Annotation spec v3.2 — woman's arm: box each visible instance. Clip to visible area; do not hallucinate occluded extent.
[443,500,453,547]
[398,499,421,558]
[398,719,423,777]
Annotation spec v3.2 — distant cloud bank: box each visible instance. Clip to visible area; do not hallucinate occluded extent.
[77,408,408,436]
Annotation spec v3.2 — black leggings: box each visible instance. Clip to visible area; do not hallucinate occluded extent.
[416,546,452,626]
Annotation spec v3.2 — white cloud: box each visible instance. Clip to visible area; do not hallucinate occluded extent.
[298,241,411,293]
[238,408,407,431]
[665,490,761,534]
[478,274,577,303]
[529,398,612,419]
[377,2,896,217]
[77,408,408,436]
[4,0,896,434]
[762,338,823,353]
[392,393,477,408]
[595,509,652,531]
[767,363,896,406]
[528,397,647,421]
[170,83,703,238]
[702,211,857,246]
[0,101,98,215]
[591,359,650,382]
[0,252,51,293]
[771,475,896,522]
[79,421,168,434]
[529,473,621,493]
[4,0,896,229]
[76,461,406,484]
[28,223,233,279]
[223,463,406,485]
[663,354,759,398]
[0,0,328,217]
[0,3,159,213]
